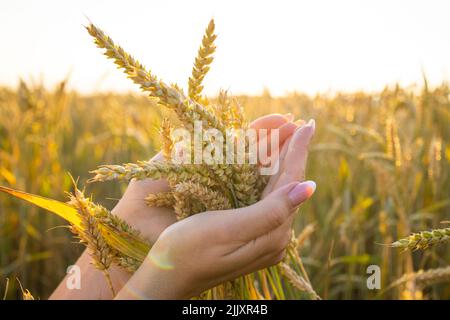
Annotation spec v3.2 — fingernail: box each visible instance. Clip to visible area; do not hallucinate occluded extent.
[288,181,316,207]
[306,119,315,130]
[284,113,294,121]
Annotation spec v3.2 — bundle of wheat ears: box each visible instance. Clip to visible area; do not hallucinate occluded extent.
[68,19,317,299]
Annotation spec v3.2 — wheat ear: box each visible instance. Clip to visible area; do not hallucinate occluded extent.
[89,161,218,187]
[387,266,450,292]
[160,118,174,161]
[86,23,226,135]
[296,223,316,249]
[145,192,175,208]
[391,227,450,251]
[175,182,232,212]
[279,263,321,300]
[188,19,216,103]
[17,279,35,300]
[68,189,116,296]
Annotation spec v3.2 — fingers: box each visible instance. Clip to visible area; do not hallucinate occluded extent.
[149,151,164,162]
[225,248,287,283]
[220,181,316,271]
[125,178,170,201]
[261,135,292,197]
[226,181,316,243]
[273,119,315,190]
[257,121,298,166]
[249,113,291,130]
[226,217,292,269]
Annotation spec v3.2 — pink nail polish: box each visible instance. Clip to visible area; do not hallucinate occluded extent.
[288,181,316,207]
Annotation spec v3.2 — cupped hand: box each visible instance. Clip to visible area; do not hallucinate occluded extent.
[112,113,300,244]
[115,118,316,299]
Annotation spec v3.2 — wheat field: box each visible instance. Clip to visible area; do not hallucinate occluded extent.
[0,76,449,299]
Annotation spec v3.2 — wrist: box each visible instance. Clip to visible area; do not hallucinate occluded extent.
[116,253,193,299]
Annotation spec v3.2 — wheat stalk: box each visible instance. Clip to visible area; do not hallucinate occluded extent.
[89,161,219,187]
[296,223,316,249]
[188,19,216,103]
[279,263,321,300]
[386,266,450,292]
[86,22,226,135]
[160,118,174,161]
[145,192,175,208]
[17,279,35,300]
[67,184,151,290]
[68,189,117,295]
[174,182,232,213]
[391,227,450,251]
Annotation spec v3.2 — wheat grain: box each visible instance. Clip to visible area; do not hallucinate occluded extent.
[175,182,232,211]
[160,118,174,161]
[145,192,175,208]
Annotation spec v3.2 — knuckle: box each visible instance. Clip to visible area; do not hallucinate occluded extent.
[276,232,291,251]
[268,249,286,266]
[298,172,306,182]
[267,202,290,227]
[275,250,287,263]
[282,231,292,247]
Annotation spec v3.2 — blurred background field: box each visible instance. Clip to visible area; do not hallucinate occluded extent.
[0,79,448,299]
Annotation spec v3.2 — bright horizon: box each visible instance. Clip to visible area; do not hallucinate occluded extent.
[1,0,450,96]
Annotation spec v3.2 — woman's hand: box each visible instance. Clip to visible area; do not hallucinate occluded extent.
[50,113,310,299]
[115,119,316,299]
[112,113,300,244]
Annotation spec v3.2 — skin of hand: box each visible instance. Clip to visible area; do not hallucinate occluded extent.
[115,118,316,299]
[49,113,310,299]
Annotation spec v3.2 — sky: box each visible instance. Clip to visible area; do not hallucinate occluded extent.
[1,0,450,96]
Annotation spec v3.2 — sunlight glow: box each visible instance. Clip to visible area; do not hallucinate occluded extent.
[1,0,449,95]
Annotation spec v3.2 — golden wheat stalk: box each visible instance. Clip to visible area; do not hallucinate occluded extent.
[86,23,226,135]
[175,182,231,212]
[279,263,321,300]
[89,161,219,187]
[296,223,316,249]
[160,118,174,161]
[17,279,35,300]
[387,266,450,291]
[188,19,216,103]
[145,192,175,208]
[391,227,450,251]
[68,189,116,295]
[68,184,151,284]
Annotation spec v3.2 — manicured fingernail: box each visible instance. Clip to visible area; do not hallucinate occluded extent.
[306,119,315,130]
[288,181,316,207]
[284,113,294,121]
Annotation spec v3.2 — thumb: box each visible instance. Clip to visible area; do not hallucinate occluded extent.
[229,181,316,241]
